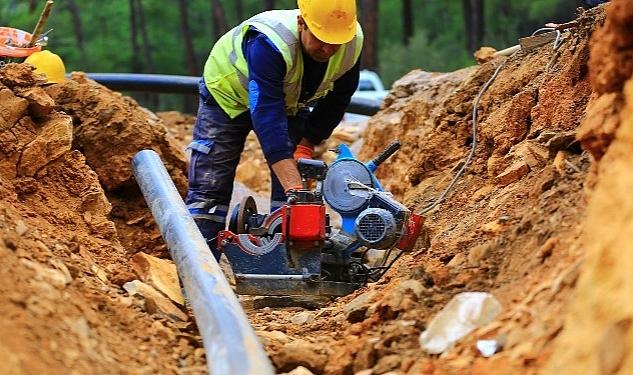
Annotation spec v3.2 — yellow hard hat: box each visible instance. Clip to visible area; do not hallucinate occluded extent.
[24,50,67,84]
[298,0,357,45]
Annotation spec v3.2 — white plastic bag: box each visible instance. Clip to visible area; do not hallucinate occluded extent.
[419,292,502,354]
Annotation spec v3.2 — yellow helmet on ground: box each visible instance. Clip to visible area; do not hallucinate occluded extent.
[298,0,357,45]
[24,50,67,84]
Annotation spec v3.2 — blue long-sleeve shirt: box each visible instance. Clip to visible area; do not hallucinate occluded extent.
[243,29,360,165]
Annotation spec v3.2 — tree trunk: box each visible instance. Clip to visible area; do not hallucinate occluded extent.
[129,0,143,73]
[462,0,484,54]
[235,0,244,21]
[28,0,38,13]
[178,0,198,76]
[136,0,155,74]
[211,0,229,40]
[402,0,413,46]
[131,0,157,108]
[360,0,379,72]
[263,0,275,11]
[65,0,88,63]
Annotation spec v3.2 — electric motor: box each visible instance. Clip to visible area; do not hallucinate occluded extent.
[354,208,400,249]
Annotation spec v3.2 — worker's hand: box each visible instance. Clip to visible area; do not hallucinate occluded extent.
[293,144,314,161]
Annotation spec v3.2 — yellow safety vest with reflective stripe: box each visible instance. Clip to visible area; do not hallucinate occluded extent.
[203,9,363,119]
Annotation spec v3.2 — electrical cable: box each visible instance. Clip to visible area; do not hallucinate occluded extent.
[416,25,568,216]
[531,27,564,51]
[418,53,515,215]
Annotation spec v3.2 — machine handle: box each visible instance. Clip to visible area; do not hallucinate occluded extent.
[371,141,401,167]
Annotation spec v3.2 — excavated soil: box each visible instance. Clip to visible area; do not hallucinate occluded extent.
[1,2,632,374]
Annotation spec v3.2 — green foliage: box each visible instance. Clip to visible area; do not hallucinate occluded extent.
[0,1,33,31]
[379,29,474,86]
[0,0,585,113]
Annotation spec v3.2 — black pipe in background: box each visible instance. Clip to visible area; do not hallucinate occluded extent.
[85,73,199,95]
[83,73,381,116]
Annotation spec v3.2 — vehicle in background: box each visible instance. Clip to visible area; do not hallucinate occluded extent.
[342,70,388,124]
[352,69,389,102]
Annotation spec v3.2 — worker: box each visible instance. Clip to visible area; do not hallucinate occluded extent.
[23,50,67,84]
[186,0,363,260]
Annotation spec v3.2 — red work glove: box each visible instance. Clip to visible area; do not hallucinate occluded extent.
[293,144,314,161]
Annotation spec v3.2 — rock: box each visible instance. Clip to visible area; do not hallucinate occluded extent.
[599,319,630,374]
[257,330,291,347]
[376,280,425,319]
[0,87,29,132]
[290,311,315,325]
[537,237,558,261]
[576,92,620,161]
[344,290,378,323]
[474,46,497,64]
[372,354,403,374]
[130,252,184,306]
[472,185,495,202]
[495,162,530,187]
[468,243,492,266]
[530,166,558,197]
[18,114,73,177]
[19,258,72,288]
[16,86,55,118]
[281,366,315,375]
[353,338,379,372]
[271,339,328,374]
[123,280,188,322]
[544,131,578,153]
[15,220,28,236]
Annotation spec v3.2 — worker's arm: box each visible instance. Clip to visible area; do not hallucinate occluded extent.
[243,29,302,192]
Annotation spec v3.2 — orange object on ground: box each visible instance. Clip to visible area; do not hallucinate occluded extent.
[0,27,42,58]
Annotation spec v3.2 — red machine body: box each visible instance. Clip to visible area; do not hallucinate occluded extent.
[282,204,327,246]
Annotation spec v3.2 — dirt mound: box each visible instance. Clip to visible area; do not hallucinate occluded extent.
[1,2,632,374]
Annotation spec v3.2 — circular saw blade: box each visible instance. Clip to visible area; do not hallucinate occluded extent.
[323,159,373,214]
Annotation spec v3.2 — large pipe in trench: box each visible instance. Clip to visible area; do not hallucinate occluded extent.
[131,149,275,375]
[83,73,382,116]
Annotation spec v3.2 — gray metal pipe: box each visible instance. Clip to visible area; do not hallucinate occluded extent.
[83,73,381,116]
[131,149,275,375]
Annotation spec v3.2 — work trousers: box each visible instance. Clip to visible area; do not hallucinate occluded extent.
[185,79,308,260]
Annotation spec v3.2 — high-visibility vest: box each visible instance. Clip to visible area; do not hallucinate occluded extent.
[203,9,363,119]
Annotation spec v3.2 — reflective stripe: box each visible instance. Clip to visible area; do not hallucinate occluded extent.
[187,140,212,154]
[188,201,224,211]
[229,27,249,90]
[249,14,300,90]
[188,201,229,223]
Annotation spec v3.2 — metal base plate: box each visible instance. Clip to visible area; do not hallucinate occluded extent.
[234,278,357,297]
[222,239,359,297]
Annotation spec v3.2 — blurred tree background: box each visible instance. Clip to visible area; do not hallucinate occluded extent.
[1,0,587,113]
